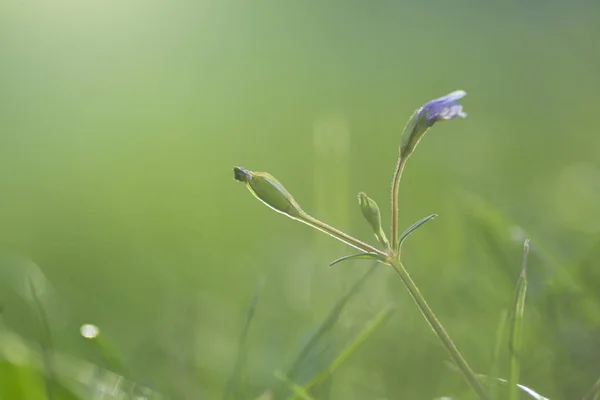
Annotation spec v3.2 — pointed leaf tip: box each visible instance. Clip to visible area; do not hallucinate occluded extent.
[329,253,384,267]
[397,213,438,252]
[521,238,530,275]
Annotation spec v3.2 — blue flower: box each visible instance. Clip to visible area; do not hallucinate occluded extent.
[400,90,467,157]
[418,90,467,124]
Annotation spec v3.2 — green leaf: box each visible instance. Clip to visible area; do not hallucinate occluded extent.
[490,309,508,400]
[0,360,47,400]
[328,253,385,267]
[223,277,264,400]
[294,304,395,399]
[397,214,437,252]
[28,277,56,400]
[274,371,316,400]
[508,239,530,400]
[283,262,379,386]
[461,191,577,292]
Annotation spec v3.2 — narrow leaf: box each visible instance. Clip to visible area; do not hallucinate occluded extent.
[490,309,508,400]
[329,253,384,267]
[274,371,316,400]
[284,263,379,383]
[296,304,395,398]
[508,238,530,400]
[28,277,56,400]
[397,214,437,252]
[223,277,264,400]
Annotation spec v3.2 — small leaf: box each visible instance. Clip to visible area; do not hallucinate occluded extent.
[397,214,437,252]
[328,253,385,267]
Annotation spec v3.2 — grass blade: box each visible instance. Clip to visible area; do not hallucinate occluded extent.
[582,376,600,400]
[490,309,508,400]
[285,262,379,380]
[293,304,395,399]
[508,238,530,400]
[223,276,264,400]
[28,277,55,400]
[476,374,549,400]
[274,371,316,400]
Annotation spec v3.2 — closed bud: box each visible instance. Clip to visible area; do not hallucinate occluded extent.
[358,192,389,249]
[400,90,467,158]
[233,167,306,219]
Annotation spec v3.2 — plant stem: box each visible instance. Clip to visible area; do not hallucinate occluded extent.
[390,155,407,252]
[389,258,489,400]
[301,215,387,257]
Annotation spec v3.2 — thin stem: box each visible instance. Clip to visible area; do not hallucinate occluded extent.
[302,215,387,257]
[389,109,420,253]
[389,258,489,400]
[389,155,407,252]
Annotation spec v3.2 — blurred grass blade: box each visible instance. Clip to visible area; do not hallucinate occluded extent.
[328,253,384,267]
[477,374,549,400]
[582,375,600,400]
[274,371,316,400]
[285,262,379,380]
[462,192,577,291]
[80,323,132,380]
[223,277,264,400]
[28,277,55,400]
[296,304,395,398]
[80,324,137,397]
[397,214,437,252]
[508,239,530,400]
[490,309,508,400]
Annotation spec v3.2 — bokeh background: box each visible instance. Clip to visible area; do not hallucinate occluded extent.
[1,1,600,399]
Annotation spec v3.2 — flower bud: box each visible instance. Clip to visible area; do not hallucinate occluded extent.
[233,167,306,219]
[401,90,467,157]
[358,192,389,249]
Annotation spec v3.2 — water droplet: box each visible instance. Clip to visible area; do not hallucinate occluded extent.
[80,324,99,339]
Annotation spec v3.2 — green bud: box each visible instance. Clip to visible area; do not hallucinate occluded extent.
[399,110,429,158]
[357,192,389,249]
[233,167,306,219]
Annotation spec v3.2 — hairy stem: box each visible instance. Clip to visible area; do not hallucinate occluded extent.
[389,258,489,400]
[389,156,407,252]
[301,215,387,257]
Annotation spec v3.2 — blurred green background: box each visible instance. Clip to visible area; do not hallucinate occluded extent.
[1,1,600,399]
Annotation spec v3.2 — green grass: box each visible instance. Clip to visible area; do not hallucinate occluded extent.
[2,1,600,398]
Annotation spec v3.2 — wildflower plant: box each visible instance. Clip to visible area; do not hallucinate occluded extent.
[233,90,490,399]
